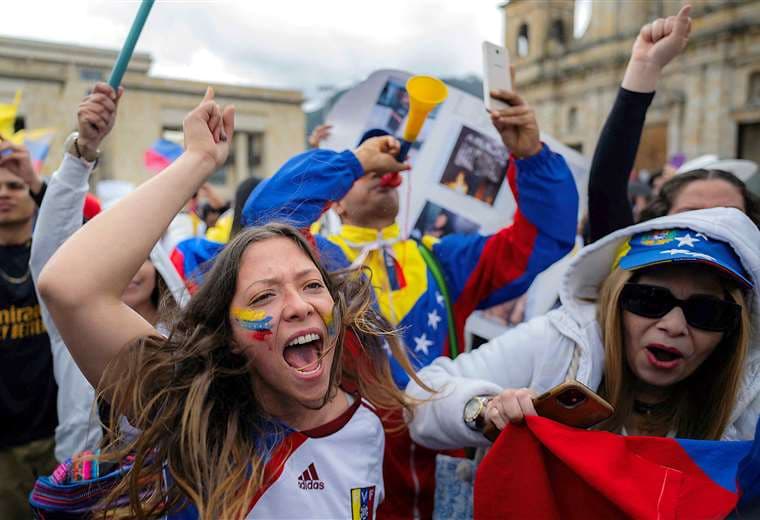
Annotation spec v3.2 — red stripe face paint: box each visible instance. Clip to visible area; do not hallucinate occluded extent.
[251,330,272,341]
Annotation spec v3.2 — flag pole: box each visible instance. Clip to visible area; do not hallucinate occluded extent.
[108,0,156,89]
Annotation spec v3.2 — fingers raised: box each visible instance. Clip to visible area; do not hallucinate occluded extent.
[651,18,666,42]
[222,105,235,142]
[674,4,692,37]
[490,89,525,107]
[640,22,653,44]
[203,86,215,103]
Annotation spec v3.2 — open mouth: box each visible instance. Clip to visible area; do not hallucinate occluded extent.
[645,345,684,368]
[283,332,324,374]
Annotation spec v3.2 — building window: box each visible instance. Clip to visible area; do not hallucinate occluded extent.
[749,71,760,106]
[738,122,760,194]
[517,24,530,57]
[210,148,234,185]
[550,19,566,45]
[248,132,264,177]
[567,106,578,132]
[80,68,104,82]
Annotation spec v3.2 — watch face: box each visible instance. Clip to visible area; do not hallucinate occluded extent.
[464,397,484,423]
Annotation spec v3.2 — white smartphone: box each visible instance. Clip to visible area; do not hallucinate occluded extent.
[482,41,512,111]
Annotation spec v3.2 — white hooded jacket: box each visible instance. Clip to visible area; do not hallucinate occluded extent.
[406,207,760,450]
[30,154,189,462]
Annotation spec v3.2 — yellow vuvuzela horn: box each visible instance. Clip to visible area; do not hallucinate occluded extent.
[396,75,448,161]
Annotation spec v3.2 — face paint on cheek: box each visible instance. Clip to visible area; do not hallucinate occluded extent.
[232,308,273,341]
[323,309,336,337]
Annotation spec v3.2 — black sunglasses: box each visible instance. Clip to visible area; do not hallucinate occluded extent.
[619,283,741,332]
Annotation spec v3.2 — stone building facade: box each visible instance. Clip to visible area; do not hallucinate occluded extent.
[502,0,760,187]
[0,36,305,192]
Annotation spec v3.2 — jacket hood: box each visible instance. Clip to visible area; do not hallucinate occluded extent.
[559,207,760,368]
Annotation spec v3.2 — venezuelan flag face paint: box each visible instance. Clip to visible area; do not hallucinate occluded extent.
[232,308,273,341]
[323,309,336,337]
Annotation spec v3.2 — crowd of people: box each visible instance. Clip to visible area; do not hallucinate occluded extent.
[1,5,759,519]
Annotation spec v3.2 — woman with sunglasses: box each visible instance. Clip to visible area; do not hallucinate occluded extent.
[406,207,759,447]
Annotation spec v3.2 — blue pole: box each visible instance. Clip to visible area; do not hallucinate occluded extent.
[108,0,156,89]
[396,140,413,162]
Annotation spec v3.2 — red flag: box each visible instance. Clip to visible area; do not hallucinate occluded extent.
[474,416,745,520]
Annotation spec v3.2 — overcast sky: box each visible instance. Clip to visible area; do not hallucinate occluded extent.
[1,1,507,104]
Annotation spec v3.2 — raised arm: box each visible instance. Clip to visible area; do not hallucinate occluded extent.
[429,83,578,346]
[37,87,234,388]
[587,5,692,242]
[29,85,119,459]
[242,136,408,228]
[31,83,119,282]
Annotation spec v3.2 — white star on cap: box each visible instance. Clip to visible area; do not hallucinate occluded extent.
[660,249,717,261]
[435,291,445,307]
[675,233,699,247]
[414,333,433,356]
[428,309,442,330]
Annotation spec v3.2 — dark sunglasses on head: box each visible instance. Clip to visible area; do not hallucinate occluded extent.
[619,283,741,332]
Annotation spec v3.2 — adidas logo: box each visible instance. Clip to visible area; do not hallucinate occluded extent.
[297,462,325,490]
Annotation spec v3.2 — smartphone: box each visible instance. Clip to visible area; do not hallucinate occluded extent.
[533,381,614,429]
[482,41,512,111]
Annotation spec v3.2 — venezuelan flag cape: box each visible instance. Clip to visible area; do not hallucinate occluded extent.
[474,416,760,519]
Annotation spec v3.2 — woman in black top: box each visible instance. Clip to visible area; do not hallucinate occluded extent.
[587,4,760,242]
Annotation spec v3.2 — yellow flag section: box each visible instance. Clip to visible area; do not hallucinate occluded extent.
[351,486,377,520]
[330,223,427,326]
[0,90,21,138]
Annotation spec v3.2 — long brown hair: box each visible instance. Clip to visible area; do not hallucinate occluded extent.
[596,266,750,439]
[95,223,424,519]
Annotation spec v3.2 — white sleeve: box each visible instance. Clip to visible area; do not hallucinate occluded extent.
[30,153,101,461]
[405,316,565,450]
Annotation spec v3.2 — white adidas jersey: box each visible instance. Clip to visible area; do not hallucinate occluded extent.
[247,397,384,519]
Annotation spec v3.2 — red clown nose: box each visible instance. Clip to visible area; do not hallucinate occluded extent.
[379,172,402,188]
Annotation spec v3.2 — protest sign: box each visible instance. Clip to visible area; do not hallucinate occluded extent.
[321,70,589,239]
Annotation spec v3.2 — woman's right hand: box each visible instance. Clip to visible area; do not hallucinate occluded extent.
[183,87,235,170]
[353,136,410,176]
[631,4,692,69]
[484,387,538,433]
[623,5,692,92]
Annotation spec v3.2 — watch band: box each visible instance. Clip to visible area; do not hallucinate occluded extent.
[64,131,99,163]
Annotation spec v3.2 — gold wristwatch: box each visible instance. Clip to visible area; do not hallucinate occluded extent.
[463,395,492,431]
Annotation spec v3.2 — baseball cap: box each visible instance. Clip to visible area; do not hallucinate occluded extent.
[612,228,752,289]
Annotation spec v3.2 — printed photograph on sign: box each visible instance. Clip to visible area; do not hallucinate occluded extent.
[411,201,480,240]
[362,77,441,159]
[439,125,508,206]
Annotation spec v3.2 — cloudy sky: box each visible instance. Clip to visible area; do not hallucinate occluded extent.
[1,1,508,104]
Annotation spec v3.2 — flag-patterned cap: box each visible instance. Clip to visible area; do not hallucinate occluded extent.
[612,228,752,289]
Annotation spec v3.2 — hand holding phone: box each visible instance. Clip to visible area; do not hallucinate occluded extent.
[477,381,614,441]
[533,381,614,429]
[482,41,512,111]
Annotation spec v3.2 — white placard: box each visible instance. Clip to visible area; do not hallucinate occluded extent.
[321,69,589,239]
